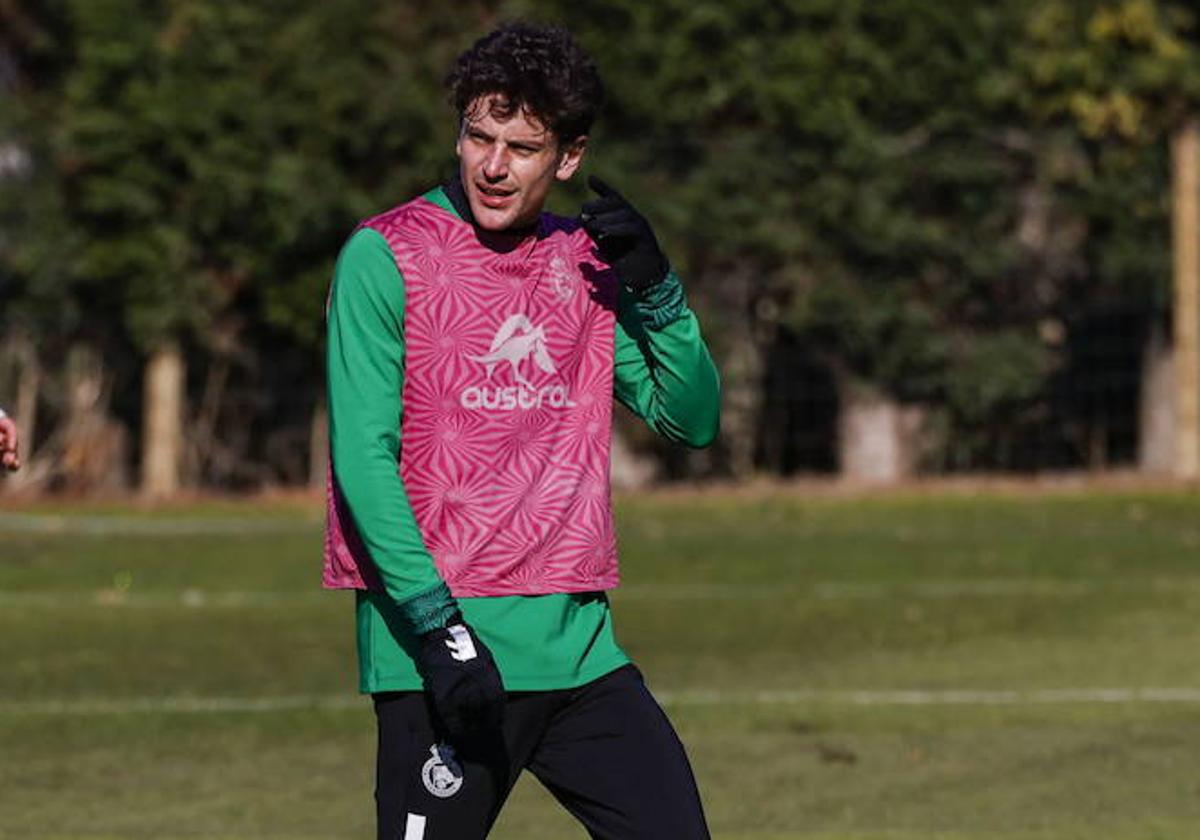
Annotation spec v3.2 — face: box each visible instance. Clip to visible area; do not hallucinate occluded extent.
[456,95,586,232]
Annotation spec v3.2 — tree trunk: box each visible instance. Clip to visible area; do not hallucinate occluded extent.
[184,356,231,486]
[309,395,328,490]
[1171,118,1200,478]
[836,376,924,484]
[141,342,185,498]
[717,270,774,479]
[1139,320,1176,474]
[722,343,764,478]
[5,338,40,491]
[60,344,128,494]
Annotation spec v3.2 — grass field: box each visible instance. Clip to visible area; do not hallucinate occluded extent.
[2,486,1200,839]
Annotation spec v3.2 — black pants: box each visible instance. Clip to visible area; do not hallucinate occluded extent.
[373,665,710,839]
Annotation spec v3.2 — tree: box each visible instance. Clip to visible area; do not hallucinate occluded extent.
[0,0,122,492]
[9,0,1197,491]
[1019,0,1200,474]
[516,0,1074,478]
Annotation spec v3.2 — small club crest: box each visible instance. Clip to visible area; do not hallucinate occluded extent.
[421,743,464,799]
[549,254,575,301]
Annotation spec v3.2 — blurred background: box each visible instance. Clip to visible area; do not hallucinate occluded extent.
[6,4,1200,839]
[6,0,1200,497]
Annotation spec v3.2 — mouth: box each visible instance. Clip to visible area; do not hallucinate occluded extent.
[475,182,516,209]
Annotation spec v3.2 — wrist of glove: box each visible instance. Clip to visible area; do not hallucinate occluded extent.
[416,613,505,742]
[580,175,669,295]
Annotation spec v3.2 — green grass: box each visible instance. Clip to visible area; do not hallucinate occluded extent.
[2,488,1200,838]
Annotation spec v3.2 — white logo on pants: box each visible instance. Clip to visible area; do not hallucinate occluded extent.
[403,812,426,839]
[421,743,464,799]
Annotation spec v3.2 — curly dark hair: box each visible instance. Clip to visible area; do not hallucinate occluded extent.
[447,22,604,146]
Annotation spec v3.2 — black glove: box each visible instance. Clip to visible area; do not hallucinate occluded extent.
[416,614,505,742]
[580,175,670,294]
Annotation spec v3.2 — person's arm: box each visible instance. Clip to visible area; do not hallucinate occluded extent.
[0,408,20,471]
[612,276,720,447]
[326,228,457,632]
[327,226,505,739]
[580,177,720,445]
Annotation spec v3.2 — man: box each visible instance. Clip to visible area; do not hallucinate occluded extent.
[323,22,719,840]
[0,407,20,472]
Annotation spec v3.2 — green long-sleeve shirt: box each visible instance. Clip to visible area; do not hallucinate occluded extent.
[327,186,719,692]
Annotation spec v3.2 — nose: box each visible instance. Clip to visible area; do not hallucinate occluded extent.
[482,145,508,181]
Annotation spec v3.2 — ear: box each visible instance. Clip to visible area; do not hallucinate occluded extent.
[555,136,587,182]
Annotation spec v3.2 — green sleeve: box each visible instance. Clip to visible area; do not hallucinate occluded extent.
[612,272,721,447]
[327,227,456,634]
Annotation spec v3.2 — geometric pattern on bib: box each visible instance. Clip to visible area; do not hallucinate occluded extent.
[323,196,621,597]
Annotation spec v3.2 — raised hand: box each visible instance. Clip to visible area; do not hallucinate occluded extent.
[580,176,669,294]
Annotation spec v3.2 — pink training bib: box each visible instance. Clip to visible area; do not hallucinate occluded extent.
[324,196,621,597]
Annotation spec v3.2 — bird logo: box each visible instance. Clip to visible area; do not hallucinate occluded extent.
[468,314,556,387]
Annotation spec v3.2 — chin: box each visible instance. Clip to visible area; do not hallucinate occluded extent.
[474,212,513,232]
[465,198,510,231]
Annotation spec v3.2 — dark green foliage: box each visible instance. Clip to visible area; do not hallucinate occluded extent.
[3,0,1199,481]
[520,0,1192,469]
[4,1,493,350]
[510,2,1044,459]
